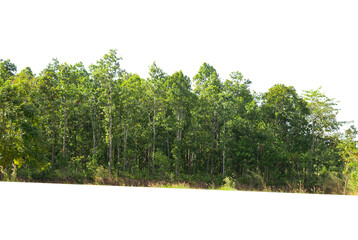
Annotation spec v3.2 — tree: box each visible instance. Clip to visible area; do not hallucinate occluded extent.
[303,87,342,185]
[147,62,167,176]
[261,84,310,185]
[89,50,122,175]
[14,67,47,170]
[220,71,255,178]
[2,52,357,194]
[337,126,358,194]
[167,71,193,179]
[193,63,223,177]
[117,72,145,174]
[0,59,17,84]
[37,59,61,168]
[0,59,17,140]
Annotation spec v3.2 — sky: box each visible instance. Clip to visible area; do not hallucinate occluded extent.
[1,0,358,129]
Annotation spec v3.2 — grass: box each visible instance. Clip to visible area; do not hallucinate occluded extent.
[7,175,357,194]
[4,165,357,195]
[150,182,192,189]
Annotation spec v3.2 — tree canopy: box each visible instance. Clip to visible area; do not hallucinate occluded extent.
[1,51,357,194]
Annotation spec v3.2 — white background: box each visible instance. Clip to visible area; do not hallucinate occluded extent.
[1,2,358,238]
[1,0,358,127]
[1,182,357,239]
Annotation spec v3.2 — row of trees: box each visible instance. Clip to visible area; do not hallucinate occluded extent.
[1,50,357,192]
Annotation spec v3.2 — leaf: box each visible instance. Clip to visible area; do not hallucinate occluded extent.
[14,158,23,168]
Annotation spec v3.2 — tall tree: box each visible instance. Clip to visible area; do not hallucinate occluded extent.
[338,126,358,194]
[117,72,145,174]
[38,59,60,168]
[147,62,167,176]
[261,84,310,184]
[193,63,223,176]
[303,87,342,185]
[167,71,193,179]
[220,71,255,178]
[89,50,122,175]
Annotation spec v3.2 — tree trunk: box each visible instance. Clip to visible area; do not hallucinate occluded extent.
[187,148,190,175]
[117,144,120,176]
[134,132,138,175]
[1,106,5,136]
[152,97,156,176]
[62,99,67,156]
[175,127,179,180]
[309,121,315,185]
[223,121,226,178]
[51,106,55,168]
[109,91,113,176]
[344,175,348,195]
[123,126,128,174]
[90,98,97,156]
[175,110,182,180]
[167,130,170,162]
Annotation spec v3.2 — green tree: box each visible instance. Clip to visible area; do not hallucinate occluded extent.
[193,63,223,177]
[303,87,342,186]
[147,62,168,176]
[261,84,310,185]
[220,71,255,178]
[117,72,145,174]
[38,59,61,168]
[167,71,193,179]
[90,50,122,175]
[337,126,358,194]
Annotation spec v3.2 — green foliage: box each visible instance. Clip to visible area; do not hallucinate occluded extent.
[0,59,17,83]
[318,169,344,194]
[84,154,100,179]
[239,171,266,190]
[161,183,191,189]
[0,163,17,181]
[94,166,110,184]
[219,177,236,191]
[156,150,171,178]
[347,166,358,192]
[1,53,356,194]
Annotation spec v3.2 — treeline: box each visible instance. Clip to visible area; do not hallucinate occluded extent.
[1,50,357,193]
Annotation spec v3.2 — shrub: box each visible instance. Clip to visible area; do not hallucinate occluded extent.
[94,165,110,184]
[85,156,99,180]
[0,163,18,181]
[318,170,344,194]
[348,169,358,193]
[219,177,236,191]
[239,170,266,190]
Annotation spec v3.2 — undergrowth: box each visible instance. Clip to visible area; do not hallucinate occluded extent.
[4,166,358,195]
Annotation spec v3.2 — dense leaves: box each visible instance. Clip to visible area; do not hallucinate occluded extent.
[1,52,357,193]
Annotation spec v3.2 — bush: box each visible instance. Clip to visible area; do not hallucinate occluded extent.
[85,156,99,180]
[94,165,110,184]
[219,177,236,191]
[318,170,344,194]
[348,169,358,193]
[28,168,55,181]
[0,163,18,181]
[239,170,266,190]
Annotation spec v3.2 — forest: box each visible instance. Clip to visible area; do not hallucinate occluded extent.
[1,50,358,194]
